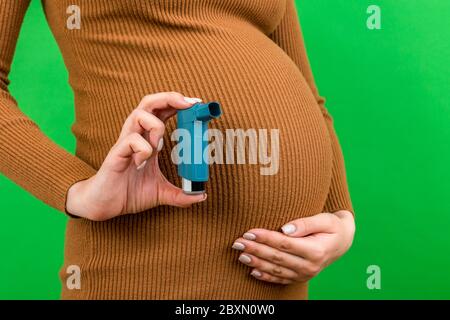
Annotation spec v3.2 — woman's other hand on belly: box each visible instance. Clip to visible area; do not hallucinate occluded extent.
[65,92,207,221]
[231,210,355,284]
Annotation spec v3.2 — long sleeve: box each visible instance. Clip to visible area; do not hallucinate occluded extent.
[269,0,354,214]
[0,1,96,213]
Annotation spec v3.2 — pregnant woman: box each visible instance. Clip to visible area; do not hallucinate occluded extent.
[0,0,355,299]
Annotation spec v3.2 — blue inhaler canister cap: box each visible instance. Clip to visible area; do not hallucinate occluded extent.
[176,101,222,194]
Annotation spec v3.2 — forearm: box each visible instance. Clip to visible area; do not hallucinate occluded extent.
[0,1,96,214]
[0,99,97,213]
[321,114,354,215]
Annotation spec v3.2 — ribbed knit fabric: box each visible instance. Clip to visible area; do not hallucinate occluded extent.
[0,0,353,299]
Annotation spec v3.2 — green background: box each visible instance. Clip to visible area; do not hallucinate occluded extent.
[1,0,449,299]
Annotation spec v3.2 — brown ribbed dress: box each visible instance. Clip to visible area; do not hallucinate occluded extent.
[0,0,353,299]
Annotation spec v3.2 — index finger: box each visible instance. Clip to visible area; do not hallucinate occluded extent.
[137,92,202,121]
[281,213,341,238]
[243,229,318,260]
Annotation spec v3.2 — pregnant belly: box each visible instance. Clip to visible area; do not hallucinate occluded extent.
[63,32,334,299]
[62,67,334,299]
[80,31,334,228]
[203,84,333,229]
[158,45,334,229]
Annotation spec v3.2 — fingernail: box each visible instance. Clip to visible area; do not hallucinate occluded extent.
[198,193,207,202]
[251,270,262,277]
[184,97,202,104]
[239,254,252,264]
[136,160,147,170]
[157,138,164,152]
[232,242,245,251]
[243,232,256,240]
[281,224,296,235]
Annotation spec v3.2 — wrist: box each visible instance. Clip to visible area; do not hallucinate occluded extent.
[66,178,91,219]
[333,209,353,219]
[333,210,356,250]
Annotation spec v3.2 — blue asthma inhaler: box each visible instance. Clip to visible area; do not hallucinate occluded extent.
[176,101,222,194]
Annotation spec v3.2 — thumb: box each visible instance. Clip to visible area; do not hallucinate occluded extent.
[159,180,207,207]
[280,212,339,237]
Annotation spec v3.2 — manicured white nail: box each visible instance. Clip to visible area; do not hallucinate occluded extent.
[157,138,164,152]
[281,223,296,235]
[183,97,202,104]
[239,254,252,264]
[232,242,245,251]
[197,193,207,202]
[137,160,147,170]
[243,232,256,240]
[251,270,262,277]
